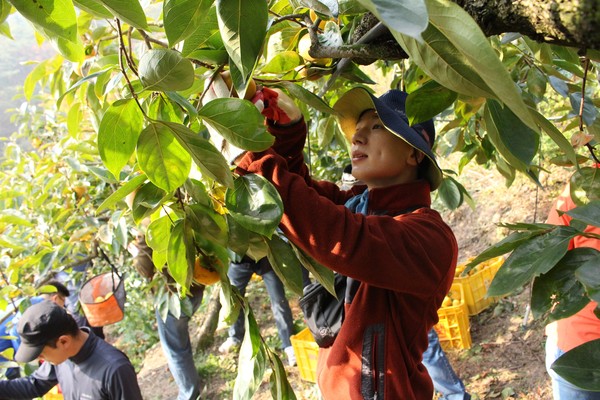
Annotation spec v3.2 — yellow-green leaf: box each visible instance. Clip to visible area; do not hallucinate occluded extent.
[95,0,148,30]
[137,122,192,192]
[98,99,145,179]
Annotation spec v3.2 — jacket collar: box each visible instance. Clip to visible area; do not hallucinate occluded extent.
[366,180,431,215]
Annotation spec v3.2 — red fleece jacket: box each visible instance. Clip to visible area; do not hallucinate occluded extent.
[237,120,458,399]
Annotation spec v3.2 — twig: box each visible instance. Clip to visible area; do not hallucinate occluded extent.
[579,57,600,163]
[115,18,147,118]
[318,22,390,97]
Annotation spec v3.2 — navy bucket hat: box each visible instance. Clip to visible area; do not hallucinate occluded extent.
[333,87,443,190]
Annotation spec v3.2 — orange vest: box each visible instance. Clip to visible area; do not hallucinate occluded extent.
[545,183,600,351]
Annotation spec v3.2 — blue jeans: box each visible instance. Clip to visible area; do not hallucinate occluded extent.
[156,288,204,400]
[227,258,294,349]
[422,329,470,400]
[546,339,600,399]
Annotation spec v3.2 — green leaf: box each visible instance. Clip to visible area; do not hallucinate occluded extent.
[96,174,147,214]
[484,99,539,172]
[393,23,495,99]
[487,225,580,296]
[185,49,229,65]
[268,348,297,400]
[526,66,547,98]
[183,179,213,208]
[168,219,193,292]
[569,93,598,127]
[56,67,114,109]
[225,174,283,237]
[574,252,600,303]
[0,0,11,24]
[167,291,182,319]
[162,121,234,188]
[181,5,222,57]
[226,215,251,256]
[66,102,82,139]
[95,0,148,29]
[8,0,77,42]
[46,30,85,62]
[0,210,34,227]
[406,81,457,125]
[137,122,192,193]
[290,243,336,296]
[356,0,428,42]
[261,51,303,74]
[165,91,199,119]
[139,49,195,92]
[570,167,600,206]
[264,235,304,296]
[147,216,173,269]
[98,99,145,179]
[531,248,595,321]
[437,176,462,210]
[25,57,64,102]
[340,62,377,85]
[199,98,274,152]
[551,339,600,391]
[130,182,168,224]
[565,201,600,229]
[277,81,335,115]
[396,0,540,133]
[530,108,578,168]
[185,204,229,247]
[73,0,113,19]
[234,309,266,400]
[216,0,268,79]
[0,20,12,39]
[164,0,212,46]
[424,0,539,131]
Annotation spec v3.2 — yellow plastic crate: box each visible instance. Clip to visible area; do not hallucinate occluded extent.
[290,327,320,383]
[454,256,504,315]
[42,385,63,399]
[434,282,471,350]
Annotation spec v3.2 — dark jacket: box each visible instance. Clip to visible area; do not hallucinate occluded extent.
[237,120,458,399]
[0,327,142,400]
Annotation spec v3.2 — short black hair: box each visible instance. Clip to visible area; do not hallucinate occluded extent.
[42,280,70,298]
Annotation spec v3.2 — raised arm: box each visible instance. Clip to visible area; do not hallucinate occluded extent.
[0,361,56,399]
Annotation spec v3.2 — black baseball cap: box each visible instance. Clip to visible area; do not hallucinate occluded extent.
[333,87,443,190]
[15,301,73,362]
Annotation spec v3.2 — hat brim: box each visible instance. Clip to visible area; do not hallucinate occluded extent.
[333,87,443,191]
[15,342,44,363]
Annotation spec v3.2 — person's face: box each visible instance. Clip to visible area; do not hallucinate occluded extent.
[49,293,66,308]
[350,110,423,189]
[39,336,70,365]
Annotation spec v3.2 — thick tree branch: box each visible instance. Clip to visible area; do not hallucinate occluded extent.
[313,0,599,62]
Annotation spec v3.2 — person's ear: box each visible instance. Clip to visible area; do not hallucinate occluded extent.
[56,335,71,348]
[407,148,424,166]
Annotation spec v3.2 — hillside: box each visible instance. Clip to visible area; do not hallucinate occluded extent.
[134,163,571,399]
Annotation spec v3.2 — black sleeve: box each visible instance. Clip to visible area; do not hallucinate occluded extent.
[107,363,143,400]
[0,362,57,399]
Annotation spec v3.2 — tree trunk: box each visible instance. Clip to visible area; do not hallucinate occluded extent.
[454,0,599,52]
[194,285,222,352]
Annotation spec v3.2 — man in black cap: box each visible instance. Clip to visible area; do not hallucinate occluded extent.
[0,301,142,400]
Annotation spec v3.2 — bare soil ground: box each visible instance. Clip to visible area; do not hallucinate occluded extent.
[135,163,572,400]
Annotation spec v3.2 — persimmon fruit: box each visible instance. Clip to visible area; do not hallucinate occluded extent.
[193,257,220,285]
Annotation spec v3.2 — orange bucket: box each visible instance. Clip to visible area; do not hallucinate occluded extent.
[79,271,126,327]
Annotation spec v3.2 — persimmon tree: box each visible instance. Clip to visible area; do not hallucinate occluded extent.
[1,0,599,397]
